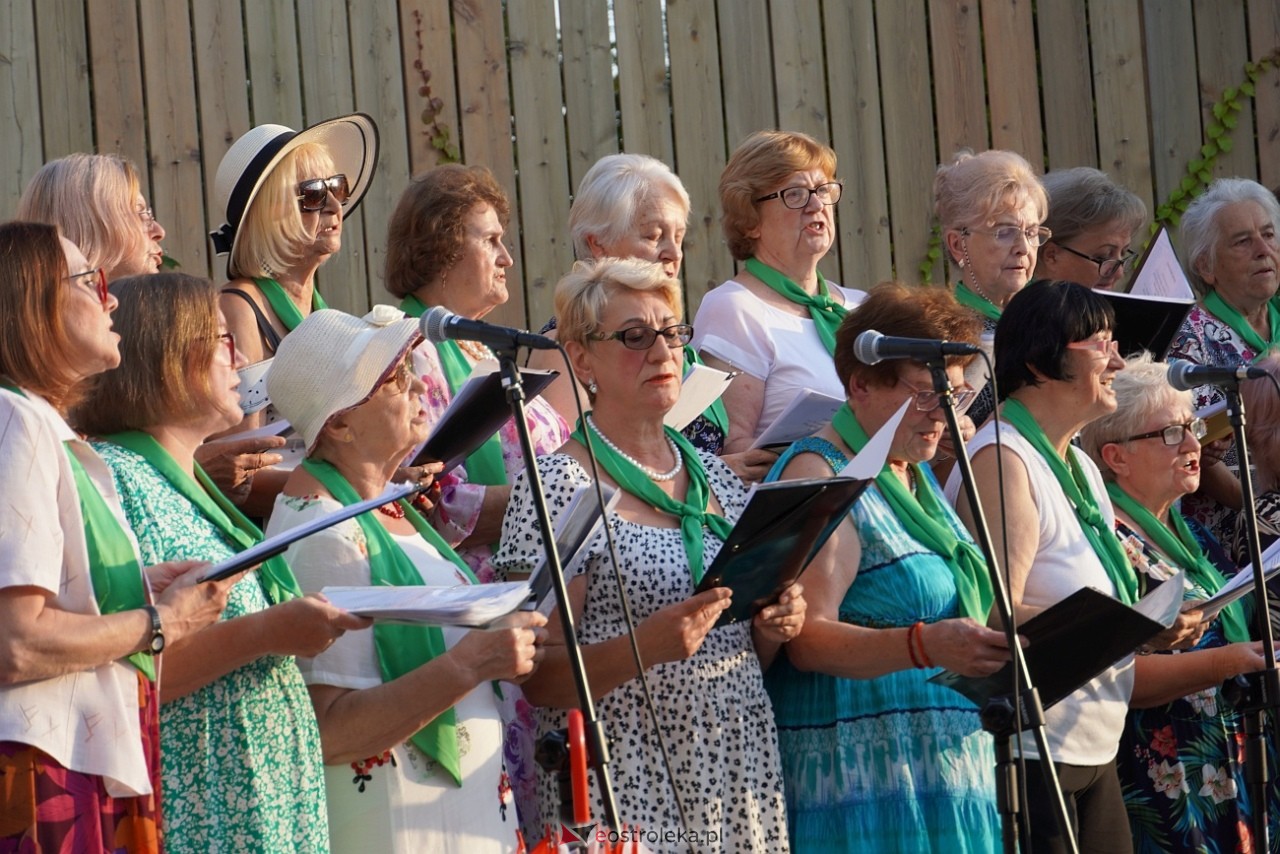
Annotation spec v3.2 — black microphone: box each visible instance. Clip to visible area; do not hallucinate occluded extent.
[420,306,557,351]
[853,329,981,366]
[1166,358,1268,391]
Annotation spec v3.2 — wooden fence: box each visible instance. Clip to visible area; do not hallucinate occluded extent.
[2,0,1278,329]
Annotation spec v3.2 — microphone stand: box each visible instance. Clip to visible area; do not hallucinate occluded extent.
[1217,380,1276,849]
[492,344,622,832]
[926,358,1078,854]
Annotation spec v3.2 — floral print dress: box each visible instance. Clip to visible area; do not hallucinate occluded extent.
[1114,518,1280,853]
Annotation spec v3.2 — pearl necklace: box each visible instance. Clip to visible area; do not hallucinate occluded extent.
[586,415,683,481]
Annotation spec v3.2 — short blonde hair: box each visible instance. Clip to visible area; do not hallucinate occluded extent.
[554,257,683,348]
[1079,352,1190,482]
[0,221,87,411]
[73,273,222,436]
[934,150,1048,256]
[230,144,335,279]
[719,130,837,261]
[16,154,148,281]
[569,154,690,259]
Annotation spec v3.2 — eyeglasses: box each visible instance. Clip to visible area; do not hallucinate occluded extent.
[136,206,156,225]
[1054,242,1136,279]
[898,377,978,414]
[380,358,415,395]
[66,267,109,306]
[755,182,843,209]
[1113,418,1207,446]
[296,174,351,212]
[214,332,236,364]
[962,225,1053,247]
[1065,338,1120,357]
[590,323,694,351]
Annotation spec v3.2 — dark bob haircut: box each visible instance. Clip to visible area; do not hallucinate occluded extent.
[994,279,1114,399]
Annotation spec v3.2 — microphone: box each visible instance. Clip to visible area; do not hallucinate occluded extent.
[853,329,981,366]
[1166,358,1268,391]
[420,306,557,351]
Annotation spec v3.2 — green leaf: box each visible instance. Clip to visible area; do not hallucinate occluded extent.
[1224,86,1238,100]
[1169,213,1182,228]
[1175,197,1190,212]
[1213,101,1228,119]
[1219,136,1233,153]
[1242,81,1256,97]
[1198,169,1212,184]
[1188,158,1204,172]
[1181,176,1197,192]
[1207,123,1224,139]
[1202,142,1218,158]
[1223,113,1238,129]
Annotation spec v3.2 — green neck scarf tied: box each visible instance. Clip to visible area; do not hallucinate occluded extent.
[954,282,1003,321]
[831,403,994,621]
[255,276,327,332]
[1000,398,1138,604]
[744,257,846,356]
[1106,482,1249,643]
[570,417,733,584]
[301,458,478,786]
[1202,290,1280,358]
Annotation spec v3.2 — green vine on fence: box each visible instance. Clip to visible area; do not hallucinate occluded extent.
[1153,48,1278,232]
[410,10,460,164]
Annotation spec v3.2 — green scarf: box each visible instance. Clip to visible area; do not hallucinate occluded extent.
[399,294,507,487]
[301,458,478,786]
[0,381,154,678]
[744,257,847,356]
[954,282,1003,322]
[1107,482,1249,643]
[831,403,994,621]
[100,431,302,606]
[255,276,327,332]
[1000,398,1138,604]
[682,345,730,437]
[571,417,733,584]
[1202,290,1280,357]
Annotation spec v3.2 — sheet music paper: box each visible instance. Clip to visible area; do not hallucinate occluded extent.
[664,363,735,432]
[838,399,911,480]
[1127,228,1196,300]
[750,389,844,450]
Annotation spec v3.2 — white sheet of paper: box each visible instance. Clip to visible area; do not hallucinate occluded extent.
[1187,538,1280,619]
[664,363,735,432]
[322,581,533,627]
[231,418,293,441]
[837,399,910,480]
[1133,571,1186,627]
[237,358,273,414]
[1127,228,1195,300]
[751,389,844,450]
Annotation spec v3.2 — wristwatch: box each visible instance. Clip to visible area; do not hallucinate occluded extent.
[142,604,165,655]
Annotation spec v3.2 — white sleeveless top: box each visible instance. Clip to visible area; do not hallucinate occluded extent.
[948,420,1135,766]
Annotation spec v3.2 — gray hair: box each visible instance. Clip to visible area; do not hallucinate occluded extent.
[569,154,691,260]
[1042,167,1147,246]
[1079,352,1191,481]
[1181,177,1280,294]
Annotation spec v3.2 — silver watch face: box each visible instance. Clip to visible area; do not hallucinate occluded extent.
[149,632,165,654]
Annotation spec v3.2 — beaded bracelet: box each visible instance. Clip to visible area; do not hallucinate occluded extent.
[906,622,924,669]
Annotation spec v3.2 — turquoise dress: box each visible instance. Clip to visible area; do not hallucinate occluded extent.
[94,442,329,853]
[765,437,999,852]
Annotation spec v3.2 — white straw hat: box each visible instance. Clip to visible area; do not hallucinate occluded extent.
[209,112,379,264]
[266,305,421,452]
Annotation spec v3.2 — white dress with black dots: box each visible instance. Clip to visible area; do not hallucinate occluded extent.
[494,452,790,853]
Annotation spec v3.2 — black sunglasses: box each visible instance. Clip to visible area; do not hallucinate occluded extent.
[296,174,351,212]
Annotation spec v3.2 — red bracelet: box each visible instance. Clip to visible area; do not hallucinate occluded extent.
[912,621,934,668]
[906,622,924,669]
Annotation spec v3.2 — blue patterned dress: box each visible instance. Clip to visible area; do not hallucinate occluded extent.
[765,437,999,852]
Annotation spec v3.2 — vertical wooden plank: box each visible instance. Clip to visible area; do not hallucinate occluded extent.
[929,0,989,158]
[1248,0,1280,188]
[716,0,775,151]
[877,0,941,283]
[614,0,674,163]
[823,0,892,290]
[560,0,618,193]
[297,0,368,314]
[507,0,574,325]
[1194,0,1258,180]
[0,0,41,215]
[399,0,459,175]
[86,0,147,169]
[667,0,730,313]
[1143,0,1200,206]
[1034,0,1097,170]
[348,0,413,304]
[139,0,206,276]
[452,0,523,328]
[1088,0,1155,214]
[243,0,304,129]
[191,0,252,275]
[35,0,93,160]
[982,0,1042,162]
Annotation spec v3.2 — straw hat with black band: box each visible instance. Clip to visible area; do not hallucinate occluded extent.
[210,113,379,274]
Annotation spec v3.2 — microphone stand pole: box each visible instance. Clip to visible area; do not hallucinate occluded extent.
[1220,380,1276,849]
[927,358,1078,854]
[493,345,621,831]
